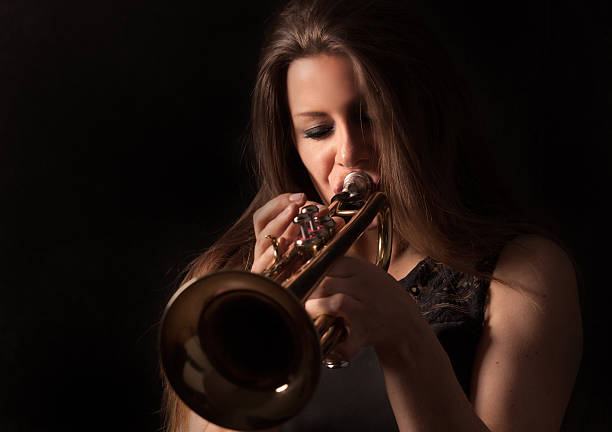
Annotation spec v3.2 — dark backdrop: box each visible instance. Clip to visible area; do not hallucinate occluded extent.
[1,1,610,430]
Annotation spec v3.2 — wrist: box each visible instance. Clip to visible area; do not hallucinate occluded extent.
[373,305,432,370]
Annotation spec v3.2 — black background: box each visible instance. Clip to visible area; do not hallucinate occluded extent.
[1,1,610,430]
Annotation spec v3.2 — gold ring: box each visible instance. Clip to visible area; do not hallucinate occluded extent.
[265,235,281,264]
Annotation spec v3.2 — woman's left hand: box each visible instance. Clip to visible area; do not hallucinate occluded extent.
[304,256,421,361]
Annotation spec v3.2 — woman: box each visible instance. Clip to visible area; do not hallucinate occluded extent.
[162,0,582,430]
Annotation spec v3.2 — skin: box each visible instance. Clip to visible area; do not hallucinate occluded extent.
[188,54,582,431]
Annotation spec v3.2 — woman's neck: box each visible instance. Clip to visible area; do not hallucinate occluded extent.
[348,229,426,281]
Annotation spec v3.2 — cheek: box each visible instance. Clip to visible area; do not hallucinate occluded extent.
[296,142,335,178]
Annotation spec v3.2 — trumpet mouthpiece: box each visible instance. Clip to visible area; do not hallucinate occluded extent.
[342,171,373,198]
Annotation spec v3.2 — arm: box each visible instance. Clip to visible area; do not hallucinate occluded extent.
[378,235,582,431]
[470,235,582,431]
[307,235,582,431]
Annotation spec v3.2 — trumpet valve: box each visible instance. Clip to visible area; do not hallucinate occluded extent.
[300,205,319,231]
[295,235,323,257]
[293,205,337,257]
[313,215,335,240]
[293,214,311,240]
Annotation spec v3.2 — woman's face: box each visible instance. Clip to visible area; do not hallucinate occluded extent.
[287,54,378,204]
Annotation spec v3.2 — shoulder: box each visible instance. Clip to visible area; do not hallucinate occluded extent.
[471,235,583,430]
[487,234,580,321]
[486,234,582,351]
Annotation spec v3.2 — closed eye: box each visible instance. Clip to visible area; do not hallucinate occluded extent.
[303,125,334,140]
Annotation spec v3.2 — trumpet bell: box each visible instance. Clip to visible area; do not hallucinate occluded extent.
[159,270,321,430]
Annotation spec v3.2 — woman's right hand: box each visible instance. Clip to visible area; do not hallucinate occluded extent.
[250,192,308,273]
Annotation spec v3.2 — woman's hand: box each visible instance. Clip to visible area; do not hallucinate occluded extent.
[251,193,338,273]
[251,194,411,363]
[304,256,421,362]
[251,193,307,273]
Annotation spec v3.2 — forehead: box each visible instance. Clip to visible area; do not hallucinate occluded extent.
[286,54,360,113]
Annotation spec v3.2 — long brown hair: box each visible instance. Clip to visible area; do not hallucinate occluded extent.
[162,0,531,429]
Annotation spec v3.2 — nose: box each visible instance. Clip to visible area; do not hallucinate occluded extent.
[334,122,370,169]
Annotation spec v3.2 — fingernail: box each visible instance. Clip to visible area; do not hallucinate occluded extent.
[289,193,305,202]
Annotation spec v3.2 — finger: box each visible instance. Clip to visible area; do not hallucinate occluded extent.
[253,193,306,237]
[251,240,277,273]
[296,201,327,225]
[309,274,366,302]
[255,200,328,257]
[331,215,346,231]
[254,204,301,258]
[253,199,330,271]
[303,200,327,214]
[303,201,345,231]
[316,315,359,363]
[304,293,361,322]
[325,333,362,364]
[251,225,299,272]
[295,201,345,244]
[305,295,364,361]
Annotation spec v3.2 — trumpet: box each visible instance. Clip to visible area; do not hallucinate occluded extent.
[159,171,392,430]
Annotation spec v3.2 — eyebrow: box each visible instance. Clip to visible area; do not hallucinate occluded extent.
[293,99,367,119]
[294,111,329,118]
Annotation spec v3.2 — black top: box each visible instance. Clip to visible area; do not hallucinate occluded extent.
[281,256,497,432]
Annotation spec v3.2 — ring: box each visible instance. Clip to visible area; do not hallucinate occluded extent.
[323,357,350,369]
[265,235,281,264]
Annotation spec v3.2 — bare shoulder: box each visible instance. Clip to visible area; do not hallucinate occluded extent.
[485,233,583,368]
[471,234,583,431]
[491,234,579,305]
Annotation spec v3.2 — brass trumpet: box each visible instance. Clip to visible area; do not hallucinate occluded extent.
[159,171,392,430]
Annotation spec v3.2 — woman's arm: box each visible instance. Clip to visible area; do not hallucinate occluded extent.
[306,254,491,431]
[377,235,582,431]
[470,235,582,431]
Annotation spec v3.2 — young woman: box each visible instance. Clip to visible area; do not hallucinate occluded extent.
[162,1,582,430]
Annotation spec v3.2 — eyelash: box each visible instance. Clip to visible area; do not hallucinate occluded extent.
[302,113,372,140]
[303,125,334,140]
